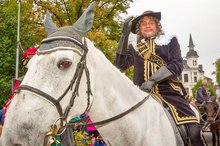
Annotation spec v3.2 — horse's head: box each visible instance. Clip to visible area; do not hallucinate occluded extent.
[204,100,220,122]
[2,2,95,146]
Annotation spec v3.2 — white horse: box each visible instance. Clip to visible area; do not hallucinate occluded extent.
[1,2,198,146]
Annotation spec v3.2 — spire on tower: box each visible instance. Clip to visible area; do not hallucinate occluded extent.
[186,33,199,58]
[188,33,195,49]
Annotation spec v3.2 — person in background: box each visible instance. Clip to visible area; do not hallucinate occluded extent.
[196,82,208,105]
[0,108,4,125]
[21,47,37,67]
[114,10,204,146]
[0,108,3,136]
[2,47,38,124]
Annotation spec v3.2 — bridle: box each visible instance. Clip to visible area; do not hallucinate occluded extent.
[209,101,220,122]
[15,35,151,145]
[16,36,93,145]
[203,101,220,129]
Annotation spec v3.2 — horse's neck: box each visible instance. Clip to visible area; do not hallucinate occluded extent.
[87,40,147,121]
[84,41,177,145]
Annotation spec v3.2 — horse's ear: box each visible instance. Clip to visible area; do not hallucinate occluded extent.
[72,2,95,36]
[44,10,58,35]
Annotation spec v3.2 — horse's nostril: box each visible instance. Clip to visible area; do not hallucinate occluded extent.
[15,144,22,146]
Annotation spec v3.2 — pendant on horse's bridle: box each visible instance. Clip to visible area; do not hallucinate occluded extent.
[45,117,67,146]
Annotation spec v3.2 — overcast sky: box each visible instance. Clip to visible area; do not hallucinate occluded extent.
[124,0,220,83]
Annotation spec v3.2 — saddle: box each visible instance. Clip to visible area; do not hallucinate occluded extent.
[151,94,191,146]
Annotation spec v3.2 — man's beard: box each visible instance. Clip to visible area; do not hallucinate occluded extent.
[142,32,157,38]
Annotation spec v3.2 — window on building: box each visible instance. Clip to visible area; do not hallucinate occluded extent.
[194,76,197,82]
[184,74,188,82]
[193,60,197,66]
[193,72,197,75]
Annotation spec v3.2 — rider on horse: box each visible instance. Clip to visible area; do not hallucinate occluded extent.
[196,82,208,105]
[114,10,204,146]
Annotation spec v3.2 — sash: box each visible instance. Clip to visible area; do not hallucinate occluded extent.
[136,38,166,81]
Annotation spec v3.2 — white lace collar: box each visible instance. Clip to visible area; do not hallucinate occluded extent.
[128,33,176,50]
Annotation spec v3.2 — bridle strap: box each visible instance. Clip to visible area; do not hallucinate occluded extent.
[15,36,92,129]
[213,104,220,121]
[16,85,63,117]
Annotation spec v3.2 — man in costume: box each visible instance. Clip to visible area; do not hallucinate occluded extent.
[114,11,204,146]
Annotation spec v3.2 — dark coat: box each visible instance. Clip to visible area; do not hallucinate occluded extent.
[196,87,208,104]
[114,35,198,125]
[114,35,183,86]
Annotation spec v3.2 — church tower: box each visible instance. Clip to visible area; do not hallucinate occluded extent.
[186,33,199,68]
[182,34,205,96]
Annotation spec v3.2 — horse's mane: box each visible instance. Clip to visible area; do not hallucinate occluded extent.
[85,38,140,91]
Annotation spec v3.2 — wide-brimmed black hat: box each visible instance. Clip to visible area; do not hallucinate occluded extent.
[131,10,161,34]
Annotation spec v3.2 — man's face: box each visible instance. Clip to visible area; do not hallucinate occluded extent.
[202,84,208,89]
[139,16,158,38]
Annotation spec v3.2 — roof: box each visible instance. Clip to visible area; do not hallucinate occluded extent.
[186,49,199,58]
[186,33,199,58]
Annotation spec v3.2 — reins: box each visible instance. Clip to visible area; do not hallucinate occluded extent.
[67,92,152,128]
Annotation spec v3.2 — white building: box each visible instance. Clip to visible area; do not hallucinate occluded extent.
[181,34,205,96]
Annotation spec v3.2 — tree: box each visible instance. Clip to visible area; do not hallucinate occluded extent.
[32,0,132,61]
[215,58,220,86]
[0,1,40,106]
[192,80,202,98]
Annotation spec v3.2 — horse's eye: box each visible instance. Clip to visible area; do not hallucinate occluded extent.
[57,60,72,70]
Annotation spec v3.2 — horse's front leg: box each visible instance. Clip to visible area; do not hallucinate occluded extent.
[211,127,216,146]
[217,129,220,146]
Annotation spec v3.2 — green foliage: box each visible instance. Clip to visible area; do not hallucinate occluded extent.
[123,66,134,80]
[0,1,42,107]
[192,80,202,98]
[215,58,220,86]
[0,2,21,106]
[32,0,132,61]
[208,84,216,97]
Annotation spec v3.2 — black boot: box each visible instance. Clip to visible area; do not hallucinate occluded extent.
[185,123,204,146]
